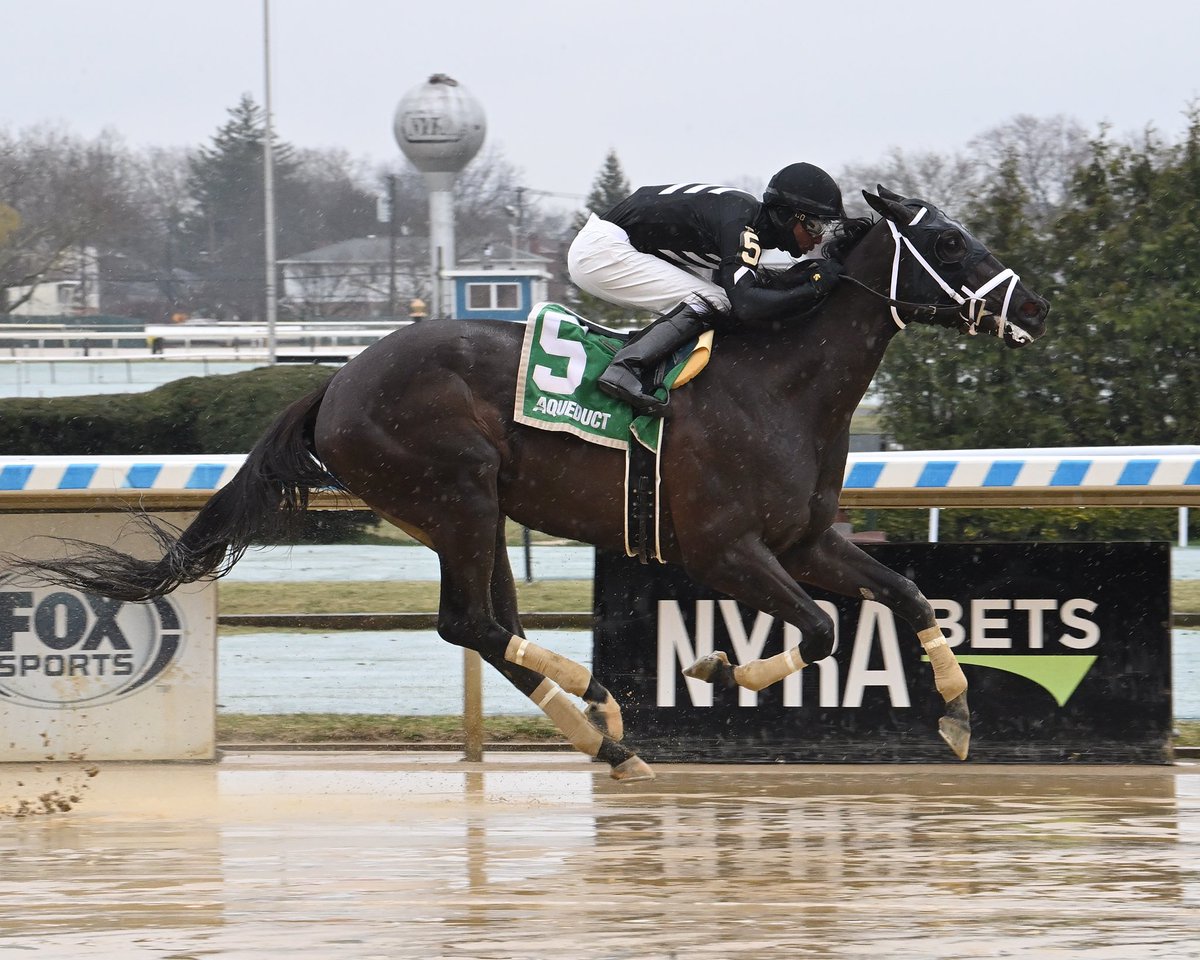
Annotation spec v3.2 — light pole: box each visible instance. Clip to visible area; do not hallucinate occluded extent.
[262,0,278,362]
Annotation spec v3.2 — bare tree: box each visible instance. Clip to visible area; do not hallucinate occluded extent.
[839,114,1090,230]
[0,125,143,313]
[968,114,1090,227]
[840,147,979,217]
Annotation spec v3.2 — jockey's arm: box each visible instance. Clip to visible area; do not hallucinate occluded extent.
[717,252,841,328]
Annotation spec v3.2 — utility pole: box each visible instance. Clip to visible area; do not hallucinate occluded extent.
[163,211,177,317]
[387,174,398,319]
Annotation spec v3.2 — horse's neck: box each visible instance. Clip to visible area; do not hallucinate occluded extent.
[755,282,898,428]
[817,284,897,387]
[803,228,904,406]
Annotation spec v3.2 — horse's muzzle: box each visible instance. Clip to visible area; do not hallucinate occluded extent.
[996,289,1050,348]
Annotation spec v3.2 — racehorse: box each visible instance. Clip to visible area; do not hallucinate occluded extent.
[6,188,1048,781]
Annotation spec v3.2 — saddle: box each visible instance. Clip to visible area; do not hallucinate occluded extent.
[514,302,714,563]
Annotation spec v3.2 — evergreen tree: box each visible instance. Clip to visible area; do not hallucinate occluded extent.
[862,117,1200,543]
[1046,118,1200,446]
[568,150,647,323]
[180,94,298,320]
[581,149,630,220]
[875,150,1064,451]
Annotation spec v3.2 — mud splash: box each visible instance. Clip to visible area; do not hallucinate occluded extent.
[0,752,99,818]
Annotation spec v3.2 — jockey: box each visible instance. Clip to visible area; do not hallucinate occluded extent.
[567,162,848,416]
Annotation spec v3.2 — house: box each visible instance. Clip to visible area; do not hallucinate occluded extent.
[6,246,100,317]
[278,236,554,321]
[445,243,553,322]
[278,236,425,318]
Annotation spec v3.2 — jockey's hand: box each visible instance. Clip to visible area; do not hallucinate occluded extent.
[809,259,844,297]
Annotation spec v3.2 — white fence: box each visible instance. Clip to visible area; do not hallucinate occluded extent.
[2,446,1197,512]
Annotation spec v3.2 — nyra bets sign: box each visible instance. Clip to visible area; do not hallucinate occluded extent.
[593,542,1171,763]
[0,513,217,762]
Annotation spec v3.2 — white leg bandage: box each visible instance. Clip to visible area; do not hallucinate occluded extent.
[506,636,592,697]
[733,647,806,693]
[529,679,603,757]
[919,626,968,702]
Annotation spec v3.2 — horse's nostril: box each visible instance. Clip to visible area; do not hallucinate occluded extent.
[1020,299,1044,320]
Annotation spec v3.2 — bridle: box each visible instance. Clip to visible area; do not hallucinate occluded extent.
[839,208,1030,343]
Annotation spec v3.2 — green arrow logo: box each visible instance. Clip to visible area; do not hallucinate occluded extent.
[922,655,1097,707]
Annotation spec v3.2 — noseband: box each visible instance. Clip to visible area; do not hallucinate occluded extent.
[840,209,1026,342]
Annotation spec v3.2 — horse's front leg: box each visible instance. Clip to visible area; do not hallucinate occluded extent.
[781,527,970,760]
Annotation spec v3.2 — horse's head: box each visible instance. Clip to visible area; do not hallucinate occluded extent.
[861,186,1049,348]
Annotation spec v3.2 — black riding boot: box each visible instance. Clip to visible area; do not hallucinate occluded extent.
[597,304,709,416]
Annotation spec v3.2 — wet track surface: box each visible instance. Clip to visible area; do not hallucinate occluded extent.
[2,754,1199,959]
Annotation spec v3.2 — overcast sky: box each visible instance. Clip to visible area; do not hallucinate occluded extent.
[9,0,1200,208]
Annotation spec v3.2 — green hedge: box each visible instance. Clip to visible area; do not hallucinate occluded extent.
[847,506,1189,543]
[0,365,334,455]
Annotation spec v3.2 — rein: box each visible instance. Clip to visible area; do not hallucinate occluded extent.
[839,210,1025,341]
[838,274,960,321]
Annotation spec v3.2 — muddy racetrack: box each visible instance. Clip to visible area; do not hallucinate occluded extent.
[3,753,1198,959]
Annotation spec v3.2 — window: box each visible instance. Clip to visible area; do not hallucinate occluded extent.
[465,282,521,311]
[467,284,492,309]
[496,283,519,309]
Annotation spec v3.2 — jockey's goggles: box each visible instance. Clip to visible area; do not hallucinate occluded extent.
[793,212,829,237]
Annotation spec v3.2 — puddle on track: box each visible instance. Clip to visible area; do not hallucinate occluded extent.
[2,754,1199,959]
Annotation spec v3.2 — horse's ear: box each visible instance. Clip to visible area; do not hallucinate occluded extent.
[862,189,913,225]
[877,185,906,202]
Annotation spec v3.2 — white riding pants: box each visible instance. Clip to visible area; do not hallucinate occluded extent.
[567,214,730,315]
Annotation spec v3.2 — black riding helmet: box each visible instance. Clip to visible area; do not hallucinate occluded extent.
[762,162,847,255]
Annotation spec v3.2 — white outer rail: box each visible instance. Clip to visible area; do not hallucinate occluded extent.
[0,446,1197,511]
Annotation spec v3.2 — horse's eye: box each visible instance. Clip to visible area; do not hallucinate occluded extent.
[935,230,967,264]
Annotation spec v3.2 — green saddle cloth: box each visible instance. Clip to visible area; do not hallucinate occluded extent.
[514,302,704,452]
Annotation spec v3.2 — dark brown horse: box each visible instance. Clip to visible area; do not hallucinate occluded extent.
[7,188,1048,780]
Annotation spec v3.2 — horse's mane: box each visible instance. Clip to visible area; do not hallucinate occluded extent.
[822,216,874,263]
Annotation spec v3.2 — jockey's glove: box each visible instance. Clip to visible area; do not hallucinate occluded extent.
[809,259,844,297]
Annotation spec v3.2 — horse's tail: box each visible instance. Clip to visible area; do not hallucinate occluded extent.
[4,379,340,602]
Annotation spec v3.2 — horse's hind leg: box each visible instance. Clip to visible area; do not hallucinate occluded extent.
[437,515,647,780]
[488,521,624,742]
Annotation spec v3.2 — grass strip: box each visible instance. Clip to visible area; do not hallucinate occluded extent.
[219,580,592,616]
[220,579,1200,618]
[217,713,563,744]
[217,713,1200,747]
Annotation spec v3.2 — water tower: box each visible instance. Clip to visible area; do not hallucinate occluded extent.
[393,74,486,318]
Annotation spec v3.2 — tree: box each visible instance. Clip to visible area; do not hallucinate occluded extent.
[874,149,1065,452]
[0,126,144,313]
[178,95,302,320]
[840,115,1089,230]
[859,112,1200,543]
[581,149,630,220]
[286,148,381,257]
[840,147,979,217]
[1045,117,1200,446]
[568,150,647,323]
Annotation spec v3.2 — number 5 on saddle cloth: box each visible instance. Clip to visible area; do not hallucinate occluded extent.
[514,302,712,563]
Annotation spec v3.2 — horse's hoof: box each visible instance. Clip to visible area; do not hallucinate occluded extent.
[683,650,736,687]
[610,756,655,782]
[585,696,624,742]
[938,692,971,760]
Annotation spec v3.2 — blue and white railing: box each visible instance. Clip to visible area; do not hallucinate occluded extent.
[0,447,1196,514]
[841,446,1200,504]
